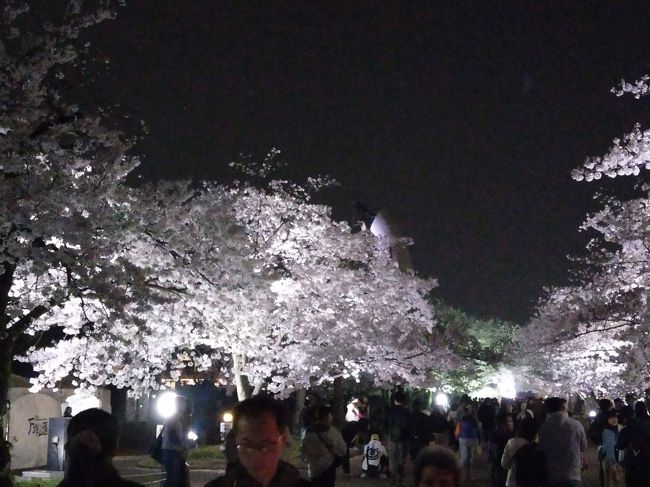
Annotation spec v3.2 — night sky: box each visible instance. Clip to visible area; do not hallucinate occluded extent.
[84,1,650,323]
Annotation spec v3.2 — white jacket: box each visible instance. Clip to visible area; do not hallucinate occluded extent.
[361,439,386,471]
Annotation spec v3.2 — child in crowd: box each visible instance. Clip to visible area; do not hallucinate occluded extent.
[361,433,388,478]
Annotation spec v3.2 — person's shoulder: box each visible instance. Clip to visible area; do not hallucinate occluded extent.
[328,424,343,435]
[504,437,517,448]
[204,466,244,487]
[276,460,310,487]
[118,480,147,487]
[570,417,585,430]
[204,476,231,487]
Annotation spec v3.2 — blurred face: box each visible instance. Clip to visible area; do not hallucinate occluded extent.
[235,412,287,485]
[608,416,619,427]
[418,465,458,487]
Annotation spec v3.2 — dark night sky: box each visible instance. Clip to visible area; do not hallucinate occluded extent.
[84,1,650,323]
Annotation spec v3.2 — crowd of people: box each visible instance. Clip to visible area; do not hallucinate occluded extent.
[51,390,650,487]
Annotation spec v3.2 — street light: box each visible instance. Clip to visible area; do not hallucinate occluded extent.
[156,392,178,419]
[435,393,449,409]
[220,410,233,441]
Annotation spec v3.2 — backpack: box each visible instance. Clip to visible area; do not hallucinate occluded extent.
[513,443,546,487]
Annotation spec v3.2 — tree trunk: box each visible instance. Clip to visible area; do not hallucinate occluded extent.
[332,377,345,428]
[291,388,306,435]
[232,354,250,401]
[251,378,263,397]
[0,262,15,482]
[0,337,13,482]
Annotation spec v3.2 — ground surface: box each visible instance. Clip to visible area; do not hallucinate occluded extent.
[114,443,601,487]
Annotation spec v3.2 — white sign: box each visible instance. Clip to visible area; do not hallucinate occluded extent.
[9,394,61,470]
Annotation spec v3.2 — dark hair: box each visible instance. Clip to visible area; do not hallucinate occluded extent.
[414,447,461,486]
[232,395,288,435]
[66,408,119,456]
[517,417,537,442]
[598,398,613,411]
[620,405,635,423]
[544,397,566,414]
[412,397,426,412]
[634,400,648,417]
[496,413,510,426]
[393,390,407,404]
[315,405,332,421]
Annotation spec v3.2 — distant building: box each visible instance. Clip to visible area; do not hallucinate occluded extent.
[356,203,412,272]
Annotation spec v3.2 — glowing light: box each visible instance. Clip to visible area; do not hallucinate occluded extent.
[435,393,449,408]
[497,370,517,399]
[187,430,198,441]
[156,392,178,419]
[222,411,233,423]
[588,410,597,418]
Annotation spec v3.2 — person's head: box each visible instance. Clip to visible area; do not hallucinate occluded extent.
[174,395,192,419]
[634,400,648,417]
[394,390,407,405]
[619,405,635,425]
[64,408,119,483]
[519,401,528,412]
[232,395,289,485]
[414,446,461,487]
[63,406,73,417]
[413,397,426,412]
[66,408,119,459]
[606,409,619,429]
[315,405,333,425]
[544,397,567,414]
[370,433,380,441]
[614,398,624,409]
[516,417,537,442]
[496,413,514,433]
[598,398,614,412]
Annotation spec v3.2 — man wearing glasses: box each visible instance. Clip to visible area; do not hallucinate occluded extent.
[204,395,310,487]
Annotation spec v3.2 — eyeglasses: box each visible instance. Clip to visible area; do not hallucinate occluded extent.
[236,433,286,455]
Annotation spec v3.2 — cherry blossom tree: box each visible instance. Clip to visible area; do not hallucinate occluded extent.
[0,0,169,474]
[2,11,454,484]
[25,174,452,401]
[517,77,650,395]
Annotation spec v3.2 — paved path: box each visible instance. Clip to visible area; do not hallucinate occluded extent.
[116,444,601,487]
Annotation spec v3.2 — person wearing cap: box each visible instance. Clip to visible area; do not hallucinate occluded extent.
[361,433,388,478]
[57,408,143,487]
